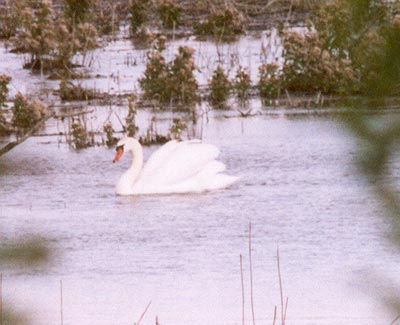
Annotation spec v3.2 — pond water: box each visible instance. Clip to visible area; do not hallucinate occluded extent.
[1,113,400,325]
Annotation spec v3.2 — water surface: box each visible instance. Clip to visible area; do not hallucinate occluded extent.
[1,114,399,324]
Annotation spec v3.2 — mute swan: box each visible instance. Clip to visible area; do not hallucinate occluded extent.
[112,137,239,195]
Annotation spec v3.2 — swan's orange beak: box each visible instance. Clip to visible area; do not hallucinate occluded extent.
[113,147,124,163]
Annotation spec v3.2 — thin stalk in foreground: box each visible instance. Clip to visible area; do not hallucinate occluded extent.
[60,279,64,325]
[277,246,287,325]
[249,222,256,325]
[240,254,245,325]
[135,301,151,325]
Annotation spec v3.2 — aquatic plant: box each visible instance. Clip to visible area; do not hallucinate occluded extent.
[169,117,187,140]
[64,0,95,26]
[71,118,93,149]
[209,65,231,108]
[103,122,118,147]
[0,74,11,108]
[125,94,139,137]
[281,29,358,94]
[157,0,181,29]
[0,0,28,39]
[11,0,57,71]
[129,0,150,34]
[0,75,12,135]
[139,117,171,145]
[8,0,98,74]
[12,92,46,129]
[59,80,100,101]
[139,44,198,107]
[169,46,199,105]
[139,46,169,102]
[233,66,252,102]
[280,0,396,95]
[194,7,245,39]
[258,63,281,99]
[93,0,120,35]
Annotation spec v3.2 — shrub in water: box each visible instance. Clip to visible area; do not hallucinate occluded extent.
[129,0,150,34]
[169,46,198,105]
[169,117,186,140]
[11,0,98,73]
[103,122,118,147]
[139,46,169,102]
[0,75,11,135]
[258,63,281,99]
[233,66,251,101]
[281,0,395,95]
[12,93,46,129]
[194,7,245,39]
[209,65,231,108]
[0,75,11,107]
[71,118,92,149]
[59,80,98,101]
[157,0,181,29]
[125,95,139,137]
[64,0,95,26]
[0,0,28,39]
[281,30,358,94]
[139,44,198,106]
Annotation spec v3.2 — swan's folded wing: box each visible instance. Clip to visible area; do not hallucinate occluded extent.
[141,140,180,175]
[139,140,220,186]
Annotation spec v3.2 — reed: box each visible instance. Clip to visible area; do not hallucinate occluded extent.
[134,301,151,325]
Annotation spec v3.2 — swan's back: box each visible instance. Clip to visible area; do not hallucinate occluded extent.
[134,140,238,194]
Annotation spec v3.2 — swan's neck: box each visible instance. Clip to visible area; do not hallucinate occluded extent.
[127,140,143,183]
[117,140,143,194]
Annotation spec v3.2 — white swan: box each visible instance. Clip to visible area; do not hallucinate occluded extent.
[112,137,239,195]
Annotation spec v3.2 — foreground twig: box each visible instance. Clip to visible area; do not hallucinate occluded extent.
[272,305,277,325]
[391,314,400,325]
[60,280,64,325]
[277,246,287,325]
[240,254,245,325]
[249,223,256,325]
[0,273,2,325]
[0,113,55,157]
[135,301,151,325]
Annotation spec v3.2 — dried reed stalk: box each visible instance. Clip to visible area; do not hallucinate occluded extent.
[60,279,64,325]
[240,254,245,325]
[249,222,256,325]
[135,301,151,325]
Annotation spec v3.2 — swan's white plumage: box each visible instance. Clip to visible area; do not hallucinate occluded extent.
[114,137,238,195]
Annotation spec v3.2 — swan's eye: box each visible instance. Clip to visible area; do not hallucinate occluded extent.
[116,145,124,152]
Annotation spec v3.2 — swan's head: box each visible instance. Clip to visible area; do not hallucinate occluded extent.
[113,137,137,163]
